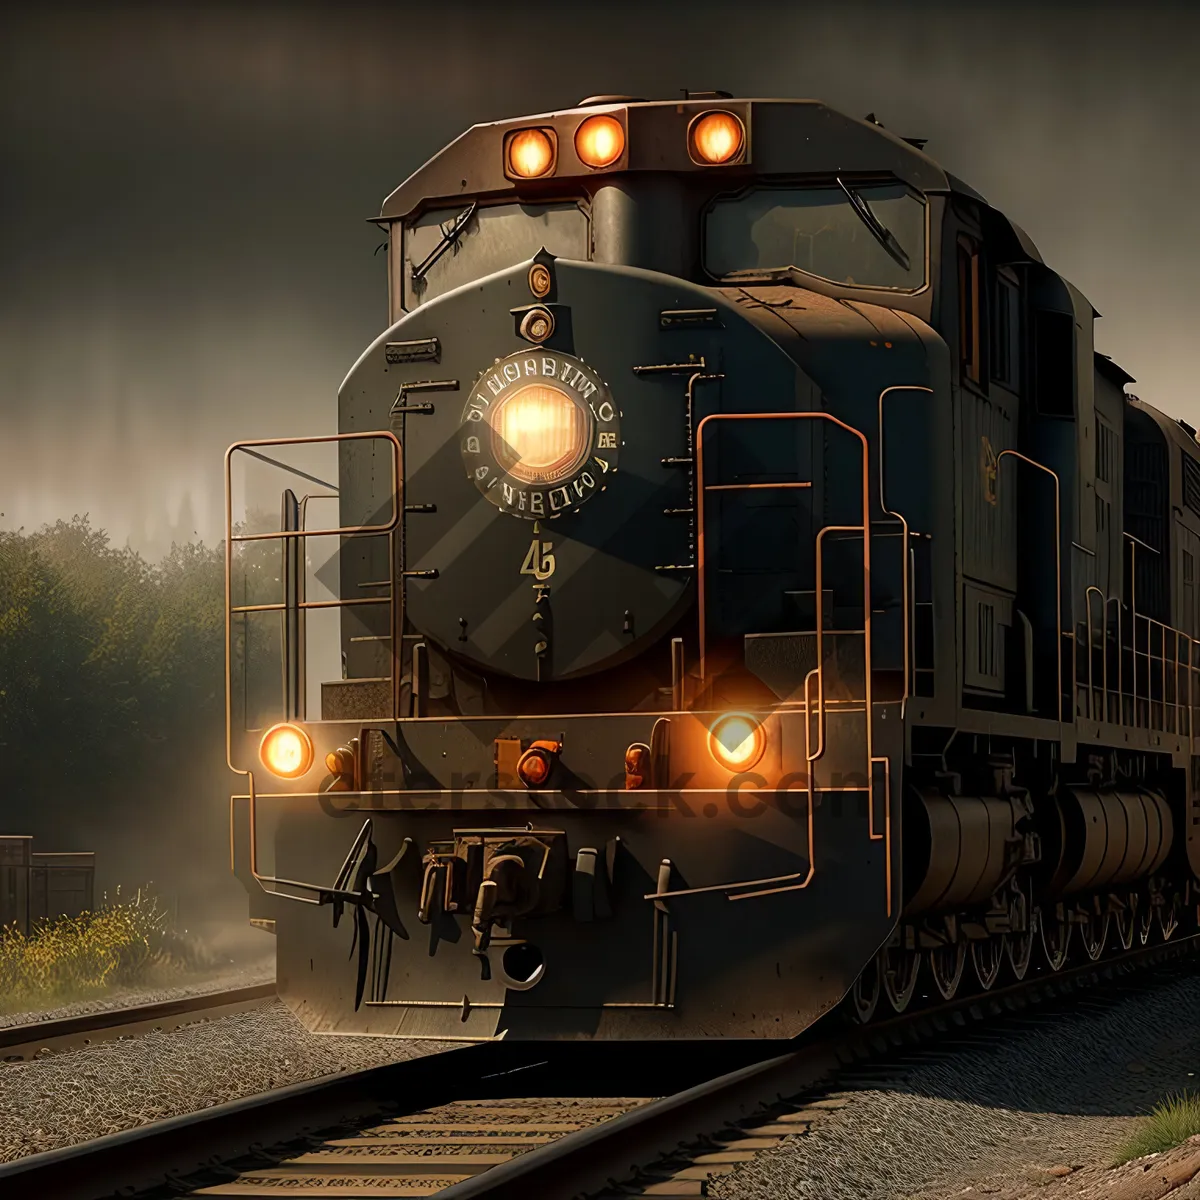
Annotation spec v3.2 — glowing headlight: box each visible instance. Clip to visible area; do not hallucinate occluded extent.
[688,110,745,165]
[575,114,625,168]
[260,722,314,779]
[506,128,555,178]
[708,713,765,772]
[489,383,592,485]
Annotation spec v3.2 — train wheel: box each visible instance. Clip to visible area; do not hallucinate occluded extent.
[928,942,966,1001]
[971,937,1003,991]
[882,946,921,1013]
[1113,901,1135,951]
[1005,927,1033,981]
[1160,896,1180,942]
[851,956,882,1023]
[1079,912,1110,962]
[1139,902,1155,946]
[1040,908,1071,971]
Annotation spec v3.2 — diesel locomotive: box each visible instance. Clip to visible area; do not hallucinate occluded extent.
[225,94,1200,1041]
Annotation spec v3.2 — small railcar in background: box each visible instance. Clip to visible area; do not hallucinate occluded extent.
[225,93,1200,1041]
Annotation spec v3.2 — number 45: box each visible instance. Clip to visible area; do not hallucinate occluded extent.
[520,538,556,581]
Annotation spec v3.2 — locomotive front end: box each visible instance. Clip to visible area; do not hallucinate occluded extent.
[226,97,950,1040]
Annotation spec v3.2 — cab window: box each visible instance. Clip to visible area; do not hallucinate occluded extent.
[705,182,926,291]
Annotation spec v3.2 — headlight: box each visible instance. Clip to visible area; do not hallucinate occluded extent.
[260,722,314,779]
[489,383,592,485]
[708,713,765,771]
[688,110,745,165]
[575,114,625,168]
[506,128,555,178]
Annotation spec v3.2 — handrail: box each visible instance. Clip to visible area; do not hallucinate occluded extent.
[995,449,1063,735]
[877,385,932,716]
[224,431,402,902]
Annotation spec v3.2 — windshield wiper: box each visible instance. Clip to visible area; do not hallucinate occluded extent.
[836,178,910,273]
[411,201,478,282]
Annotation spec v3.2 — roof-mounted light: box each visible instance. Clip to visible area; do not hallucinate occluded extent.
[575,114,625,168]
[506,128,556,179]
[688,110,745,165]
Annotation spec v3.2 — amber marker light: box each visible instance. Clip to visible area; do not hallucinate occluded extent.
[516,740,560,788]
[260,722,314,779]
[688,110,745,165]
[708,713,765,772]
[575,113,625,168]
[507,128,555,178]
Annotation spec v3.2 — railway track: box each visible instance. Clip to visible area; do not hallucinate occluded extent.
[0,982,278,1062]
[3,937,1198,1200]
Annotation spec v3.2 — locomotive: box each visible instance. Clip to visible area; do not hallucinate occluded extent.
[225,94,1200,1041]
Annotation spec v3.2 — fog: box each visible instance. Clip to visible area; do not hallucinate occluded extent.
[2,1,1197,556]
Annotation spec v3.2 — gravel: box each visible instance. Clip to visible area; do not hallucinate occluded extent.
[0,957,276,1029]
[0,999,457,1163]
[710,972,1200,1200]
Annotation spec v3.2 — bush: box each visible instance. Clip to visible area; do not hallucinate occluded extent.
[0,886,196,1011]
[1115,1092,1200,1163]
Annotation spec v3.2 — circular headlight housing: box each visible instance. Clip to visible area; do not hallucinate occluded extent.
[260,722,314,779]
[489,383,592,486]
[688,110,745,165]
[575,114,625,168]
[708,713,765,772]
[506,128,555,178]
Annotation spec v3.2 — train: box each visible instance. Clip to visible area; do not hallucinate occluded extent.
[224,93,1200,1041]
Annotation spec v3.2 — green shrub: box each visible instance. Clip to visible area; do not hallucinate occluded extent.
[1114,1092,1200,1163]
[0,886,192,1012]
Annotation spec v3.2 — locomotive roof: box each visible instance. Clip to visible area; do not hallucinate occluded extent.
[378,96,1037,254]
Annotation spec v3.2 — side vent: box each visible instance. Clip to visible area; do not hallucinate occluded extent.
[1183,450,1200,519]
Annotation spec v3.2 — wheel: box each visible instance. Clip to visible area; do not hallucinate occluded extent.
[929,942,966,1000]
[1079,911,1110,962]
[1005,927,1034,981]
[1040,907,1071,971]
[1139,901,1155,946]
[882,945,921,1014]
[1113,901,1135,951]
[851,955,881,1023]
[1160,896,1180,942]
[971,936,1003,991]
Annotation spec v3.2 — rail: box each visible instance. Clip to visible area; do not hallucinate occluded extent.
[6,936,1195,1200]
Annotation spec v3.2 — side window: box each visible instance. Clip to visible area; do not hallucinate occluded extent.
[991,269,1020,388]
[957,236,982,385]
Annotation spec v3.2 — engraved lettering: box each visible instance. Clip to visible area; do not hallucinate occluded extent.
[502,482,515,506]
[581,471,594,489]
[524,357,538,376]
[597,431,617,449]
[503,363,520,383]
[472,392,491,408]
[593,456,611,472]
[475,465,489,480]
[530,491,545,515]
[466,408,484,421]
[542,356,556,377]
[578,379,598,400]
[559,360,573,381]
[466,435,481,454]
[487,375,503,395]
[597,400,615,422]
[549,486,570,511]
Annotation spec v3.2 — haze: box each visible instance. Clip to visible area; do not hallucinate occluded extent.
[2,1,1196,556]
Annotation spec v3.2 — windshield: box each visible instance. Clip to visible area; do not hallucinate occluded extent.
[705,182,927,291]
[403,201,589,308]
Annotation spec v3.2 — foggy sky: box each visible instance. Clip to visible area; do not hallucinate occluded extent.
[3,1,1198,557]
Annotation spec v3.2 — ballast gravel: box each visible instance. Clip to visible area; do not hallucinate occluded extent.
[0,999,456,1164]
[0,957,276,1029]
[710,971,1200,1200]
